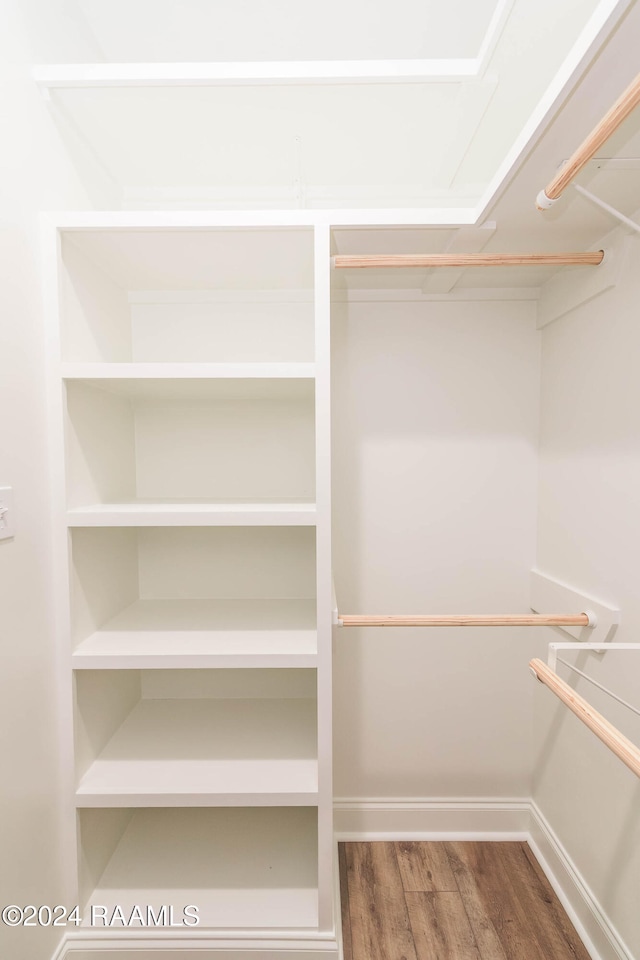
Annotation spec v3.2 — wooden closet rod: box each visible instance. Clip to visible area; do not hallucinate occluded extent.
[339,613,591,627]
[529,658,640,779]
[332,252,604,269]
[536,71,640,209]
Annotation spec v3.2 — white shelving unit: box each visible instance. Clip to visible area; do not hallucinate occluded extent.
[45,216,335,950]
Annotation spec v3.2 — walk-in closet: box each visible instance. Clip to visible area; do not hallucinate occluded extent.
[1,2,639,960]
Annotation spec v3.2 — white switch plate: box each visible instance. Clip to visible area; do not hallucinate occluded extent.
[0,486,15,541]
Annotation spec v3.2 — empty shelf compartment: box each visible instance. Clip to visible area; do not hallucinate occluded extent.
[59,228,315,364]
[75,668,317,806]
[70,526,317,666]
[78,806,318,929]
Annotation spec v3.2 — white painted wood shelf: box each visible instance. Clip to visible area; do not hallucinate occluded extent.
[66,501,317,526]
[79,806,319,929]
[72,599,318,669]
[76,697,318,807]
[61,362,316,381]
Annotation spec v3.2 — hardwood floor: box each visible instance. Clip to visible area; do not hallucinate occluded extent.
[339,842,591,960]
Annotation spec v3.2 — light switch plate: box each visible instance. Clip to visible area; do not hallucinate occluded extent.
[0,486,15,541]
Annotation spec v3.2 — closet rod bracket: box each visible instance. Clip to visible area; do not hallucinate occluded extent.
[547,641,640,671]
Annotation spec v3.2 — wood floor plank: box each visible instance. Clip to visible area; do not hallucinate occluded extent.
[395,840,457,892]
[444,841,527,960]
[345,841,418,960]
[338,843,354,960]
[406,891,482,960]
[498,842,592,960]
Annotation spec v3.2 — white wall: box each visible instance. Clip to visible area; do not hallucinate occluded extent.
[534,230,640,959]
[332,297,542,800]
[0,4,103,959]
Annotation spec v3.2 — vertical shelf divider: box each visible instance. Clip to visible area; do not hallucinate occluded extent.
[314,224,334,932]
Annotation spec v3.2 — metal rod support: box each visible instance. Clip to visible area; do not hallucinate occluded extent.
[556,657,640,719]
[574,185,640,234]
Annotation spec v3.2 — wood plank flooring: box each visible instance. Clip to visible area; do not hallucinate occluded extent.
[339,842,591,960]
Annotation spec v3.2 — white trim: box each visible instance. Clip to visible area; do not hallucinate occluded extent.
[313,223,335,932]
[529,802,633,960]
[333,841,346,960]
[58,939,338,960]
[34,60,479,89]
[44,209,479,229]
[476,0,516,74]
[50,936,68,960]
[334,796,530,839]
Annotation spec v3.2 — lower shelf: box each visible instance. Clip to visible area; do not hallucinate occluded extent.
[79,806,319,929]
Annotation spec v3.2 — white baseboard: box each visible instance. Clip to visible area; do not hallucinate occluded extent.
[334,796,530,839]
[529,802,633,960]
[59,939,338,960]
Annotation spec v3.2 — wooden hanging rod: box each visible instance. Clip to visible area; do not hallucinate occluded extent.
[529,658,640,779]
[332,252,604,269]
[338,613,591,627]
[537,71,640,209]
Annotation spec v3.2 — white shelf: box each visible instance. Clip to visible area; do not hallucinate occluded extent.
[80,806,318,929]
[66,501,317,526]
[72,599,317,669]
[61,362,316,381]
[63,373,314,402]
[76,697,317,807]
